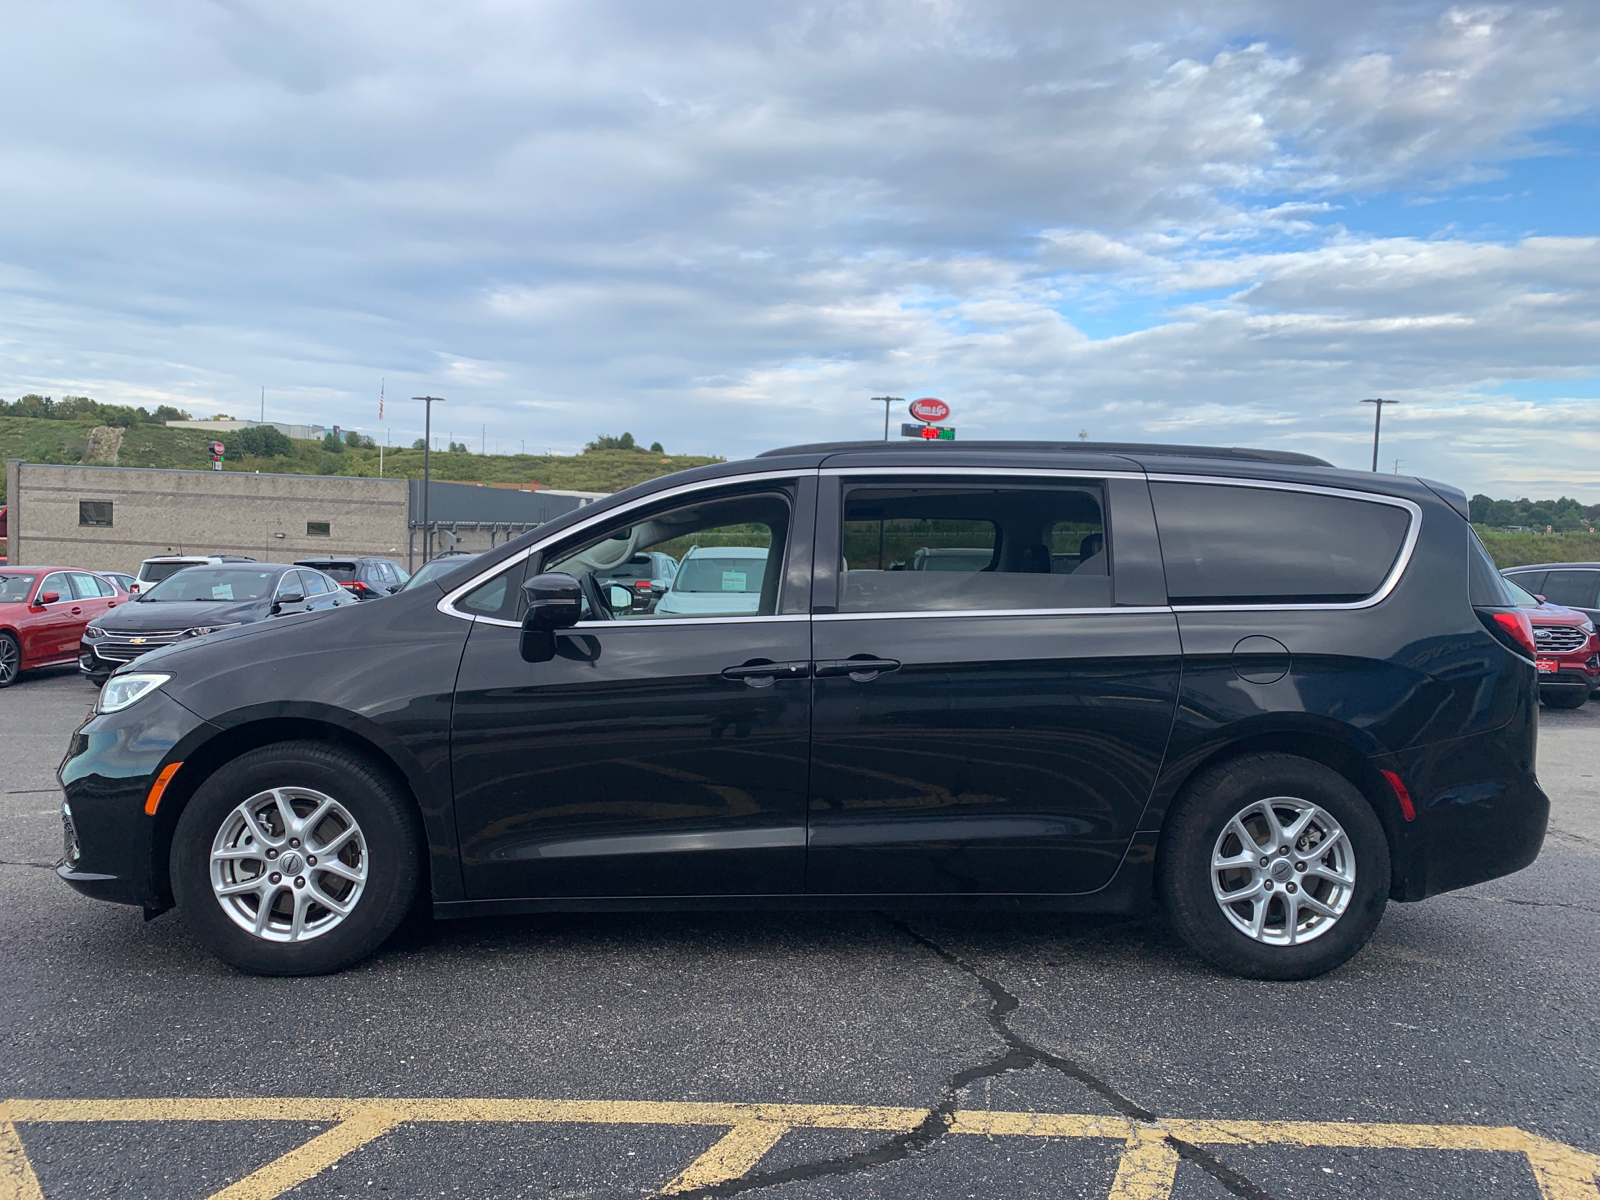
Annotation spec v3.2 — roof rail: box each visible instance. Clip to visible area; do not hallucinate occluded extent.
[756,439,1333,467]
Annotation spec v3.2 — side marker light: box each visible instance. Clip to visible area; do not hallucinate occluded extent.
[144,762,184,816]
[1381,769,1416,822]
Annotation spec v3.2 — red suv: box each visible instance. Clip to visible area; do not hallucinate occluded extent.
[1503,575,1600,709]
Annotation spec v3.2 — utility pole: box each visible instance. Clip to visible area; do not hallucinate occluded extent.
[414,396,445,562]
[482,423,486,455]
[871,396,903,441]
[1392,458,1402,475]
[260,386,265,423]
[1360,398,1398,472]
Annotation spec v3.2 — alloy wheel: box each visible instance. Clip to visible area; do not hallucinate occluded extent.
[209,787,368,942]
[0,636,19,686]
[1210,796,1354,946]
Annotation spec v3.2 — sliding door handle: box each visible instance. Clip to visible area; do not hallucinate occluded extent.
[814,657,901,681]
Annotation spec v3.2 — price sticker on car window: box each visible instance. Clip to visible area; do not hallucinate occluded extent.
[722,571,747,592]
[211,584,234,600]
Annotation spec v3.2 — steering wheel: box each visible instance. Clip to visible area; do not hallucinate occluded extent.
[578,571,614,621]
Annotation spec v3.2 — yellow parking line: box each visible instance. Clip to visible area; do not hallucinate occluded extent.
[4,1096,1597,1200]
[0,1104,45,1200]
[207,1108,406,1200]
[660,1122,792,1194]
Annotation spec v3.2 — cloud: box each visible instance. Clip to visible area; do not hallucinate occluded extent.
[1,0,1599,492]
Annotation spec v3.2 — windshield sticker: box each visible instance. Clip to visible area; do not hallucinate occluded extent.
[211,584,235,600]
[722,571,746,592]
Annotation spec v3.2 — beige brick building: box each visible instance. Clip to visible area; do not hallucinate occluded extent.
[4,461,408,574]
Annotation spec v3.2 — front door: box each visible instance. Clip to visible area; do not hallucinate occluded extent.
[30,572,80,662]
[805,472,1181,895]
[451,478,816,899]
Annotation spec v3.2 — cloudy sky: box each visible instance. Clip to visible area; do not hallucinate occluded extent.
[3,1,1599,496]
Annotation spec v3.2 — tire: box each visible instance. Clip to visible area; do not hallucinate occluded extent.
[1158,753,1390,981]
[1541,689,1587,710]
[0,632,19,688]
[85,672,110,688]
[170,741,422,975]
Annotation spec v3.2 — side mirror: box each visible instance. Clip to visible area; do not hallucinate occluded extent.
[520,573,582,662]
[277,592,305,605]
[38,591,61,605]
[1535,594,1547,604]
[607,585,634,612]
[649,580,667,594]
[387,585,401,594]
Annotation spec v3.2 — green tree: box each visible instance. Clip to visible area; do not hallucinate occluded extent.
[585,432,636,452]
[233,425,294,457]
[649,441,664,453]
[344,429,376,449]
[448,441,469,453]
[322,431,345,453]
[412,438,427,450]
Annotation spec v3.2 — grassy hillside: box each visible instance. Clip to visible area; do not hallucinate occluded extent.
[1,415,721,503]
[1475,527,1600,568]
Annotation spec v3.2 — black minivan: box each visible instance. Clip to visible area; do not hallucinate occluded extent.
[58,441,1547,979]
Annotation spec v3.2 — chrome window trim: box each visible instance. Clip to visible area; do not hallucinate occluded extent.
[436,469,812,623]
[1145,474,1424,612]
[821,466,1143,481]
[817,606,1172,621]
[469,612,812,631]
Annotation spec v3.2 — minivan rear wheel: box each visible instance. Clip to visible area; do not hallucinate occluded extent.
[1158,753,1390,980]
[171,741,422,976]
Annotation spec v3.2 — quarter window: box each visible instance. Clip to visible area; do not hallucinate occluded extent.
[1151,482,1411,605]
[838,484,1111,613]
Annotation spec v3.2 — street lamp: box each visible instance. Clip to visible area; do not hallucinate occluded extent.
[414,396,445,561]
[1360,398,1398,472]
[871,396,904,441]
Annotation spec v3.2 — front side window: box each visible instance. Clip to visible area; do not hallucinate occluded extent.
[547,491,791,620]
[1541,570,1600,609]
[38,572,71,602]
[838,483,1110,613]
[1152,483,1412,605]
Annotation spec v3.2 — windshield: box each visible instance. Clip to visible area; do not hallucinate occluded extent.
[0,574,39,603]
[140,568,279,603]
[1504,577,1540,607]
[404,557,479,589]
[673,554,767,594]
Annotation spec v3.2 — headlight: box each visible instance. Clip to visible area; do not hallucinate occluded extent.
[185,623,240,638]
[96,673,171,714]
[1583,620,1596,636]
[83,625,105,640]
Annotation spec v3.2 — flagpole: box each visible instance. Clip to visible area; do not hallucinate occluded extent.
[378,379,386,477]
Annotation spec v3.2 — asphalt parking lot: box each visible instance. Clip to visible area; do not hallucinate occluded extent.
[3,667,1598,1200]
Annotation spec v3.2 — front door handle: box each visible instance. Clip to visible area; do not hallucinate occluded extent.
[721,660,811,686]
[814,657,901,681]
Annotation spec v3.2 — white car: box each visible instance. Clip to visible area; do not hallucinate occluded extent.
[654,546,769,616]
[130,554,258,594]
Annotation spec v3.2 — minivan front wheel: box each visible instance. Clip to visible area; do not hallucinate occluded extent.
[1159,753,1390,980]
[171,741,421,976]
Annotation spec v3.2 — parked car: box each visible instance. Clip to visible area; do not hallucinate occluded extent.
[58,440,1547,981]
[99,572,138,593]
[130,554,258,595]
[593,550,679,612]
[1500,562,1600,626]
[79,563,352,684]
[652,546,766,616]
[294,557,409,600]
[1502,576,1600,707]
[0,568,127,688]
[400,552,483,592]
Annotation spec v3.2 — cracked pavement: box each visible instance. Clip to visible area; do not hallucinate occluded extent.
[2,669,1598,1199]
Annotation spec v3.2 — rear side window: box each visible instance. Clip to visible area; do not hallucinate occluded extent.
[839,483,1110,613]
[1468,534,1514,607]
[1541,569,1600,609]
[1152,483,1412,605]
[141,561,193,584]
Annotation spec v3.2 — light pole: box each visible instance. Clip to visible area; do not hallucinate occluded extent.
[414,396,445,561]
[1360,398,1397,472]
[871,396,903,441]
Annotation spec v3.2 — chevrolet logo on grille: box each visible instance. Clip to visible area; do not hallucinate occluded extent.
[129,637,146,645]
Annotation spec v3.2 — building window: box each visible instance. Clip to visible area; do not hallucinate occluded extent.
[307,521,331,537]
[79,501,113,527]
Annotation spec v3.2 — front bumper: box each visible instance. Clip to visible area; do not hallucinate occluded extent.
[56,687,216,909]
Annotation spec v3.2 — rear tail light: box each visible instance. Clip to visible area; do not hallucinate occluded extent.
[344,581,370,592]
[1490,610,1537,659]
[635,580,652,590]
